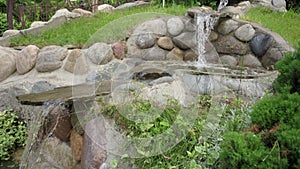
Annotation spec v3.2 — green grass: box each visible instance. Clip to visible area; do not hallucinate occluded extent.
[10,5,188,48]
[244,7,300,48]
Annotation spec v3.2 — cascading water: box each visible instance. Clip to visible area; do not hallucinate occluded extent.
[195,0,228,65]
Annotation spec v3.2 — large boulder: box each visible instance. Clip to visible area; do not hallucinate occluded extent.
[133,18,167,36]
[250,33,273,57]
[36,45,68,72]
[213,35,248,55]
[234,24,255,42]
[217,19,239,35]
[0,47,17,82]
[167,17,185,36]
[64,49,89,74]
[85,43,113,65]
[16,45,39,75]
[172,32,197,50]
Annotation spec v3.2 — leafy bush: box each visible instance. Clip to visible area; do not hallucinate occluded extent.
[219,132,288,169]
[273,43,300,94]
[250,93,300,129]
[0,12,7,36]
[0,109,27,160]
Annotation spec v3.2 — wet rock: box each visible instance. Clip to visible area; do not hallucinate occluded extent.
[204,43,220,64]
[220,55,238,66]
[0,47,17,82]
[136,33,156,49]
[41,101,72,141]
[183,17,196,32]
[186,6,217,18]
[36,45,68,72]
[31,81,57,93]
[235,24,255,42]
[184,50,197,61]
[213,35,248,55]
[217,19,239,35]
[173,32,197,50]
[16,45,39,74]
[209,31,218,42]
[166,48,184,61]
[157,36,174,50]
[85,43,113,65]
[27,137,76,169]
[112,41,127,60]
[250,33,273,57]
[81,118,107,169]
[239,54,262,68]
[167,17,184,36]
[97,4,115,13]
[70,129,83,161]
[262,48,283,69]
[72,8,93,16]
[133,18,167,36]
[64,49,89,75]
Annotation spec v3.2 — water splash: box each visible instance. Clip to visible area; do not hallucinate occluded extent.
[218,0,229,11]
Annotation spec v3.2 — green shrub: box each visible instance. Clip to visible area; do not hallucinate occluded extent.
[0,109,27,160]
[219,132,288,169]
[0,12,7,36]
[273,43,300,94]
[250,93,300,129]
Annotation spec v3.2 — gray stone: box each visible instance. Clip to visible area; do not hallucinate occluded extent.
[217,19,239,35]
[209,31,218,42]
[30,21,47,28]
[272,0,286,8]
[219,6,244,19]
[261,48,283,69]
[135,33,156,49]
[166,48,184,61]
[97,4,115,13]
[16,45,39,75]
[72,8,93,16]
[26,137,76,169]
[186,6,217,18]
[64,49,89,74]
[0,47,17,82]
[3,30,20,37]
[157,37,174,50]
[250,33,273,57]
[167,17,185,36]
[31,81,57,93]
[141,46,167,61]
[237,1,252,14]
[86,71,111,82]
[220,55,238,66]
[204,42,220,64]
[173,32,197,50]
[85,43,113,65]
[239,54,262,68]
[116,1,150,10]
[50,8,81,20]
[133,19,167,36]
[36,45,68,72]
[213,35,248,55]
[182,17,196,32]
[235,24,255,42]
